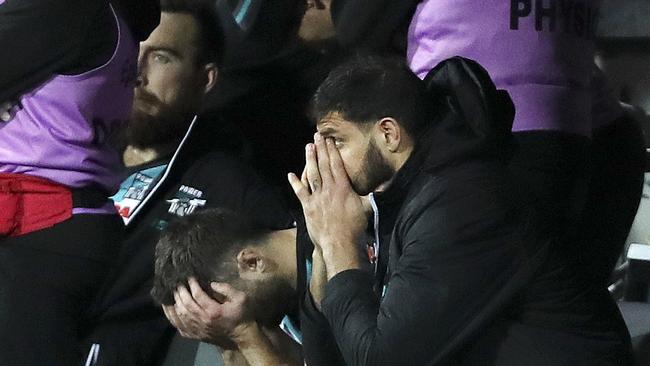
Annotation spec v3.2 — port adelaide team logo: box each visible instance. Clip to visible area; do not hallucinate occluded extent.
[166,185,207,217]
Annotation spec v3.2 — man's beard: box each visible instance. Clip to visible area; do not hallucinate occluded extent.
[237,276,297,327]
[126,88,193,149]
[352,139,395,196]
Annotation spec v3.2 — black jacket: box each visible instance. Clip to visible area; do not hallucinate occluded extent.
[314,58,632,366]
[84,116,293,366]
[295,214,346,366]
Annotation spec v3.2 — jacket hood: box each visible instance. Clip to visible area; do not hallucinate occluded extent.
[420,56,515,171]
[384,57,515,200]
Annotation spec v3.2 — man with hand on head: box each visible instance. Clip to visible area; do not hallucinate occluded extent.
[82,1,292,364]
[157,200,360,366]
[153,209,306,366]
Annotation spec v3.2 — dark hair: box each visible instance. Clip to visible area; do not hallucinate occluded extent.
[310,54,432,139]
[151,208,270,305]
[160,0,225,66]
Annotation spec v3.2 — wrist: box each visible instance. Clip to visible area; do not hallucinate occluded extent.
[319,236,361,258]
[321,241,363,280]
[230,321,264,349]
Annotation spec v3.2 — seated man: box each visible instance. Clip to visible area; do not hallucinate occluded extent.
[152,208,306,366]
[83,1,293,365]
[164,55,633,366]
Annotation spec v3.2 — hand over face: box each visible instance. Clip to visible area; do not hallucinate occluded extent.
[162,278,253,349]
[289,133,367,278]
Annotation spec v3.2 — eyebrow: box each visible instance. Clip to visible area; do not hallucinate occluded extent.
[150,47,183,59]
[318,127,337,137]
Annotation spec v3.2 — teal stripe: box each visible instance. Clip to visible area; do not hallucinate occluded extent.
[234,0,252,24]
[281,315,303,344]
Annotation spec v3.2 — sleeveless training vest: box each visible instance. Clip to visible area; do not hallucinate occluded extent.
[0,3,138,193]
[408,0,601,136]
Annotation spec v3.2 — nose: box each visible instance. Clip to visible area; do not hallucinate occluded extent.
[134,73,145,88]
[136,46,148,87]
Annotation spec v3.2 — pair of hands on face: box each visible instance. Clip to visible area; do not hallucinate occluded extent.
[289,133,370,280]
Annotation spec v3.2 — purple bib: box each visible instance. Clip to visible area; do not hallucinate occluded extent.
[0,4,137,193]
[408,0,601,136]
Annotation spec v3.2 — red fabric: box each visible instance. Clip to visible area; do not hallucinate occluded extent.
[0,173,72,237]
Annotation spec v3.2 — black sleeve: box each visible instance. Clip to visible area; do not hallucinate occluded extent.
[0,0,110,102]
[320,179,530,366]
[295,215,346,366]
[300,288,346,366]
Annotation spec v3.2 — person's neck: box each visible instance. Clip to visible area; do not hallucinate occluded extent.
[265,228,299,291]
[123,142,178,167]
[392,144,415,173]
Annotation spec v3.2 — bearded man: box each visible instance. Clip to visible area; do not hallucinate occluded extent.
[82,2,293,364]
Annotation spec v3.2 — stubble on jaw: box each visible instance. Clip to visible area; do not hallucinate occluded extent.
[353,139,395,196]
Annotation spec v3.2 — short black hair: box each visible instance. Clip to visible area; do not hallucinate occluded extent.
[151,208,270,305]
[160,0,225,66]
[310,54,432,139]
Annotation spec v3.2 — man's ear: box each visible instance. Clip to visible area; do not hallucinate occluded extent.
[202,63,218,95]
[376,117,403,153]
[236,248,267,274]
